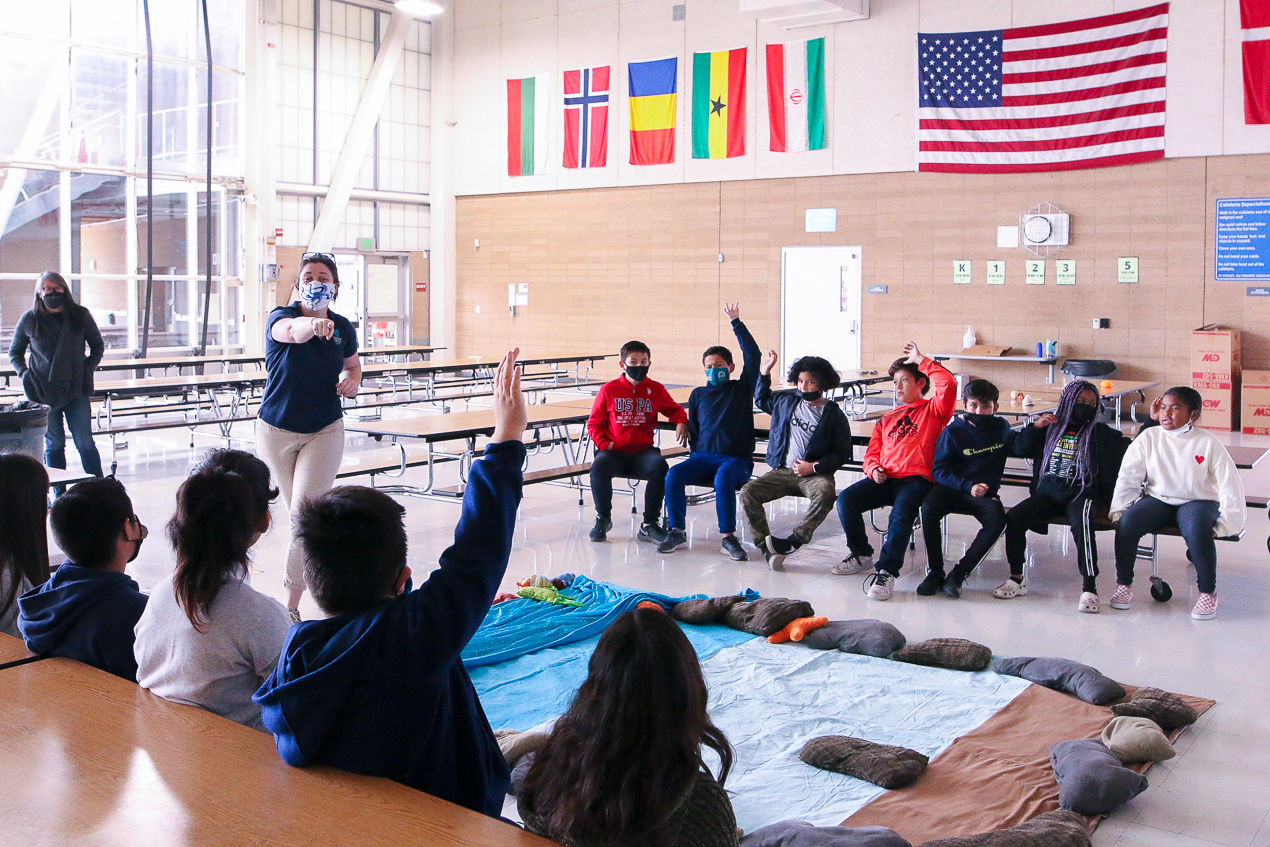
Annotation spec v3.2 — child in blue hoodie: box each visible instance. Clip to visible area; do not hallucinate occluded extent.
[18,477,149,680]
[254,349,527,818]
[917,380,1015,599]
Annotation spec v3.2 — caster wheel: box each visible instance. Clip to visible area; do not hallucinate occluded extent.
[1150,578,1172,603]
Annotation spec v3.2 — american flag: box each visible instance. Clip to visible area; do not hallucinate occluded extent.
[917,4,1169,173]
[563,66,610,169]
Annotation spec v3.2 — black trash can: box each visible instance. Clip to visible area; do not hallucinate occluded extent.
[0,401,50,459]
[1061,359,1117,379]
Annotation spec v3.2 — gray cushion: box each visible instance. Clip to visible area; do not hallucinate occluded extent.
[1109,687,1198,731]
[894,638,992,672]
[801,619,907,658]
[1049,739,1148,815]
[671,595,745,624]
[508,752,534,797]
[1101,716,1176,764]
[724,598,816,637]
[992,656,1126,705]
[740,820,912,847]
[919,810,1091,847]
[800,736,928,789]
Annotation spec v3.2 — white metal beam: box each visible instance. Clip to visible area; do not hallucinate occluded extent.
[0,67,66,237]
[307,8,412,252]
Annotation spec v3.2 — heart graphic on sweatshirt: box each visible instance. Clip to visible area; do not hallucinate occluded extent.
[1195,455,1205,465]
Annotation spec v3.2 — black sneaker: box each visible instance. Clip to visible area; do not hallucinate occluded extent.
[637,522,669,545]
[657,527,688,554]
[765,535,799,571]
[720,535,748,561]
[916,571,945,596]
[943,572,965,599]
[589,516,613,542]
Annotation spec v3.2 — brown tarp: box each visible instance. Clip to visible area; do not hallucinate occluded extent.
[843,684,1214,845]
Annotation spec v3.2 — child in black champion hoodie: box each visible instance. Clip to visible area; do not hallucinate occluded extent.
[918,379,1015,599]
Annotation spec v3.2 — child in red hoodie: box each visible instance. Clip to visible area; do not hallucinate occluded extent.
[835,342,955,600]
[586,340,688,544]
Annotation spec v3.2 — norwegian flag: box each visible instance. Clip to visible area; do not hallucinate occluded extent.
[563,66,610,168]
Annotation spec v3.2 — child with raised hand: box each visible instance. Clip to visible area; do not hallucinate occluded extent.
[519,607,738,847]
[739,350,853,570]
[1109,387,1245,620]
[254,349,528,816]
[660,302,760,561]
[134,448,291,730]
[587,341,689,545]
[835,342,956,601]
[918,379,1015,598]
[1005,379,1130,614]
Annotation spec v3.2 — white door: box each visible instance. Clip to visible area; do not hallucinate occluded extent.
[781,246,862,378]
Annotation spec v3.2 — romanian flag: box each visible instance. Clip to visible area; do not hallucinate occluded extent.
[691,47,746,159]
[628,58,677,165]
[507,75,549,176]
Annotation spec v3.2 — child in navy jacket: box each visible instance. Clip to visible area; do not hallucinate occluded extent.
[254,350,527,817]
[18,477,149,680]
[918,379,1015,599]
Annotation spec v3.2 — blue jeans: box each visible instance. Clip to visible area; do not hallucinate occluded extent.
[45,396,104,478]
[665,453,753,533]
[837,476,935,575]
[1114,496,1220,594]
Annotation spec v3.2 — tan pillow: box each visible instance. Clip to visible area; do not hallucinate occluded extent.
[1100,716,1175,764]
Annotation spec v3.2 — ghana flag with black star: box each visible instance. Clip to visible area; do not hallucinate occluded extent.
[692,47,746,159]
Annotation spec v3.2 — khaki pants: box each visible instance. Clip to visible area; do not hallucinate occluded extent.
[739,467,837,545]
[256,418,346,591]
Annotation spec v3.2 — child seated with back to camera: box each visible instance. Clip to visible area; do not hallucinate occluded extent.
[917,379,1015,599]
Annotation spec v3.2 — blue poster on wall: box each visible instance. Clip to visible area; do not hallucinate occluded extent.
[1216,198,1270,280]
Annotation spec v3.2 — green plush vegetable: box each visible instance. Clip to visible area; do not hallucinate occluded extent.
[517,586,584,607]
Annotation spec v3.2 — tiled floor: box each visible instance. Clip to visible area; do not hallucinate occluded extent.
[88,416,1270,847]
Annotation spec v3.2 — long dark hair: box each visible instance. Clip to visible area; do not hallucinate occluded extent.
[520,609,733,847]
[0,453,50,619]
[167,449,278,631]
[1042,380,1100,487]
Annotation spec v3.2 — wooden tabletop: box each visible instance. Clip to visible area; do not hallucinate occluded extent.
[345,403,591,441]
[46,467,97,487]
[1227,445,1268,470]
[93,371,268,397]
[0,658,549,846]
[0,634,32,665]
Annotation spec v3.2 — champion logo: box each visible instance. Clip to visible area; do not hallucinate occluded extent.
[1196,455,1205,465]
[789,88,803,105]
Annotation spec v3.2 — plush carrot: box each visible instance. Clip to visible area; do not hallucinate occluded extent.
[636,600,665,613]
[768,616,829,644]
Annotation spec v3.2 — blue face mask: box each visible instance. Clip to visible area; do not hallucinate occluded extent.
[706,366,730,386]
[300,281,335,311]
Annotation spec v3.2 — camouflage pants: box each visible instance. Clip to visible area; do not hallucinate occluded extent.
[739,467,837,545]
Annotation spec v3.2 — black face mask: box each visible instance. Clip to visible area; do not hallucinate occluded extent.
[42,292,67,309]
[965,412,995,427]
[800,390,822,401]
[624,365,649,382]
[126,521,149,564]
[1070,404,1097,425]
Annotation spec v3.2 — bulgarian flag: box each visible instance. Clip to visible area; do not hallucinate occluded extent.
[691,47,746,159]
[507,75,549,176]
[766,37,827,152]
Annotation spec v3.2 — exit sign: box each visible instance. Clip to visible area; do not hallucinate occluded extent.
[358,237,375,250]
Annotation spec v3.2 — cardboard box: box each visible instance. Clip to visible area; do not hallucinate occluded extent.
[1242,369,1270,435]
[1197,385,1239,432]
[1190,325,1242,382]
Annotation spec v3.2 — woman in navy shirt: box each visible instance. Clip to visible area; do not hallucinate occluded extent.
[256,253,361,621]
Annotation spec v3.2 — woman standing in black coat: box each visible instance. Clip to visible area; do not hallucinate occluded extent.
[7,271,105,477]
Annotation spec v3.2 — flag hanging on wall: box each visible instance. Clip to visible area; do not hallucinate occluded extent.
[692,47,747,159]
[916,3,1169,173]
[766,37,827,152]
[628,58,678,165]
[1243,0,1270,123]
[563,66,610,168]
[507,75,549,176]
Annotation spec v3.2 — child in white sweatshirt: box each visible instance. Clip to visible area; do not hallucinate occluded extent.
[1109,387,1246,620]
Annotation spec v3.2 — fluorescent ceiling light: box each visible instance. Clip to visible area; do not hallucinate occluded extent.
[394,0,443,16]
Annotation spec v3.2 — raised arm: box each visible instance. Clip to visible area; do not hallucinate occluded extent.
[727,303,761,392]
[754,349,778,413]
[272,315,335,344]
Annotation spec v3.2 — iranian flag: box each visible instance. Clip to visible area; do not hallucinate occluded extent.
[507,75,549,176]
[766,37,826,152]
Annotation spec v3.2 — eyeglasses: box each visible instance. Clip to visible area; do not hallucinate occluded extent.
[301,252,336,262]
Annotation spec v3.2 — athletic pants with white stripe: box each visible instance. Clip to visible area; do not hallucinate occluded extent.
[1004,491,1099,580]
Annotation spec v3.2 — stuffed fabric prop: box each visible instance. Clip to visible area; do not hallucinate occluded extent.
[495,730,549,767]
[992,657,1126,705]
[801,620,906,657]
[768,616,830,644]
[517,586,585,607]
[508,752,534,796]
[894,638,992,672]
[671,595,745,624]
[1109,687,1198,731]
[1100,716,1175,764]
[918,810,1092,847]
[1049,739,1148,815]
[724,598,816,637]
[799,736,928,790]
[740,819,912,847]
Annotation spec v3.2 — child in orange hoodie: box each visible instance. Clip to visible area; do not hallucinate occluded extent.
[835,342,956,600]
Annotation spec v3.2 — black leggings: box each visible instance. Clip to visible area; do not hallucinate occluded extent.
[1005,492,1099,581]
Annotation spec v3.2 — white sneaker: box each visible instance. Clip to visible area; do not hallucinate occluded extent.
[865,571,894,601]
[833,553,874,576]
[992,575,1028,599]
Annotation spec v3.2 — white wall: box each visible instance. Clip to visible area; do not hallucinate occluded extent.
[448,0,1270,196]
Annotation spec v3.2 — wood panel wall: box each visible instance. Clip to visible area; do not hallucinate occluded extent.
[455,154,1270,393]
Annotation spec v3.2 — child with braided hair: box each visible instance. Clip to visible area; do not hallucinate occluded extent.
[1003,380,1131,613]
